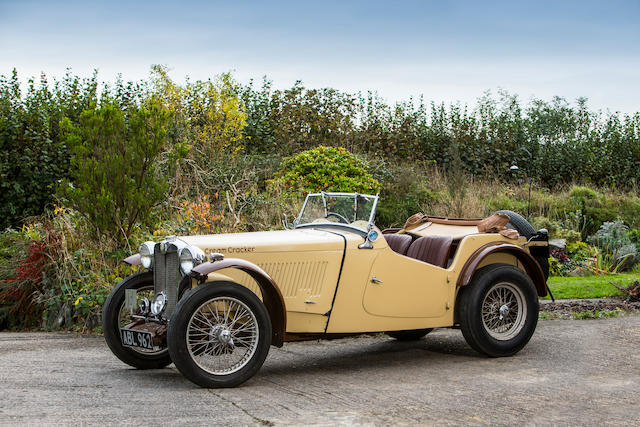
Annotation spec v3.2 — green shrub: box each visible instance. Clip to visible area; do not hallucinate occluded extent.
[60,100,172,243]
[569,186,600,200]
[531,217,559,236]
[0,71,97,230]
[566,241,590,262]
[587,220,637,271]
[549,256,562,276]
[555,228,582,243]
[270,146,381,196]
[628,229,640,253]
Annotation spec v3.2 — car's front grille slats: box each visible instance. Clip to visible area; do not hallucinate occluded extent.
[153,244,166,297]
[153,243,180,318]
[165,249,179,315]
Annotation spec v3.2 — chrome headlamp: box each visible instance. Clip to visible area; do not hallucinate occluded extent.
[150,292,167,316]
[139,241,155,269]
[179,245,205,275]
[139,297,150,315]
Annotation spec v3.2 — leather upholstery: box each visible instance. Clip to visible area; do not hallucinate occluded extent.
[406,235,453,268]
[383,234,413,255]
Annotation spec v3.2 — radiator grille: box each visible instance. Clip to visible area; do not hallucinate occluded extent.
[153,243,180,318]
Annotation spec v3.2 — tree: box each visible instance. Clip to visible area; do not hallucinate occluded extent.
[61,100,171,243]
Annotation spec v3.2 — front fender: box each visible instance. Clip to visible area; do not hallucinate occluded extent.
[191,259,287,347]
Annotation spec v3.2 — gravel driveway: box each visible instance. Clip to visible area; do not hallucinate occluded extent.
[1,316,639,426]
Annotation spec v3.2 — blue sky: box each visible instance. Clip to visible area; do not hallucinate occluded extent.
[1,0,638,112]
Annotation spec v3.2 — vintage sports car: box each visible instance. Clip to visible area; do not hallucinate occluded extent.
[102,192,550,388]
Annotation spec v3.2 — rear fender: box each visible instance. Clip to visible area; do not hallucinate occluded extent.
[191,259,287,347]
[457,242,548,297]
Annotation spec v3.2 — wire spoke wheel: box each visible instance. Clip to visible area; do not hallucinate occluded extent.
[186,296,259,375]
[481,281,527,341]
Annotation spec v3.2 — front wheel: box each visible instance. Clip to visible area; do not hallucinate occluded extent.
[457,264,539,357]
[168,281,272,388]
[102,272,172,369]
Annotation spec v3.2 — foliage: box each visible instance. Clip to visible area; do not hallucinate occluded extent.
[242,80,640,188]
[0,70,98,230]
[180,194,224,234]
[270,146,381,195]
[543,274,640,299]
[572,308,624,320]
[555,228,582,243]
[4,67,640,331]
[60,100,172,243]
[566,241,590,262]
[549,256,562,276]
[148,66,248,196]
[587,220,637,271]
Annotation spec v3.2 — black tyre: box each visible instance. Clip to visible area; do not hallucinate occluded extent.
[168,282,272,388]
[387,328,433,341]
[102,272,172,369]
[493,210,536,238]
[457,264,539,357]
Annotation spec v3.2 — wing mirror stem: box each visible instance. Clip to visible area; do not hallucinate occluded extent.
[282,213,293,230]
[358,224,376,249]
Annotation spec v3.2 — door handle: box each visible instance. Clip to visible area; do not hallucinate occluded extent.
[371,276,383,284]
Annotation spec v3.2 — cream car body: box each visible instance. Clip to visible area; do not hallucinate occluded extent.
[104,192,549,388]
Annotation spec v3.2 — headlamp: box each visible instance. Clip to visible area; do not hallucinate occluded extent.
[150,292,167,316]
[139,241,155,269]
[179,247,195,274]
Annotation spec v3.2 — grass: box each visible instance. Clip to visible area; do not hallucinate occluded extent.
[543,273,640,300]
[539,308,627,320]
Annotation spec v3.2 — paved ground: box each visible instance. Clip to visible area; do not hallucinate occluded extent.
[1,316,639,426]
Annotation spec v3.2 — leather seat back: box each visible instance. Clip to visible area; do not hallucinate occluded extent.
[406,235,453,268]
[383,234,412,255]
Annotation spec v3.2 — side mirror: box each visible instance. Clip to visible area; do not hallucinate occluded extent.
[358,229,378,249]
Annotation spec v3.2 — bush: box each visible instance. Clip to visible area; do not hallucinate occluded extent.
[270,146,381,196]
[566,241,590,262]
[0,70,98,230]
[555,228,582,243]
[530,216,559,236]
[587,220,638,271]
[60,100,172,243]
[0,227,58,329]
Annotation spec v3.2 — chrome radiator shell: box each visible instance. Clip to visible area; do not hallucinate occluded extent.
[153,243,180,318]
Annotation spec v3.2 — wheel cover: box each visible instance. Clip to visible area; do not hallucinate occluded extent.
[117,285,168,355]
[481,282,527,341]
[186,296,259,375]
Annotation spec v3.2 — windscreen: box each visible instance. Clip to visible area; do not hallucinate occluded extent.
[297,194,376,230]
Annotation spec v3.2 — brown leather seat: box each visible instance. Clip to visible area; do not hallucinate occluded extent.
[406,235,453,268]
[383,234,412,255]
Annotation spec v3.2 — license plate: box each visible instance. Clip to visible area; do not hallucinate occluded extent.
[120,328,154,350]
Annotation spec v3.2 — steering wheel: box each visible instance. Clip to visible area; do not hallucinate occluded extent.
[326,212,350,224]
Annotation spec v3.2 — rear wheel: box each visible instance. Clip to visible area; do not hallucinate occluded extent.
[457,264,539,357]
[168,282,272,388]
[387,328,433,341]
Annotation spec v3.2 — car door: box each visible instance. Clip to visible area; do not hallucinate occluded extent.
[362,248,451,318]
